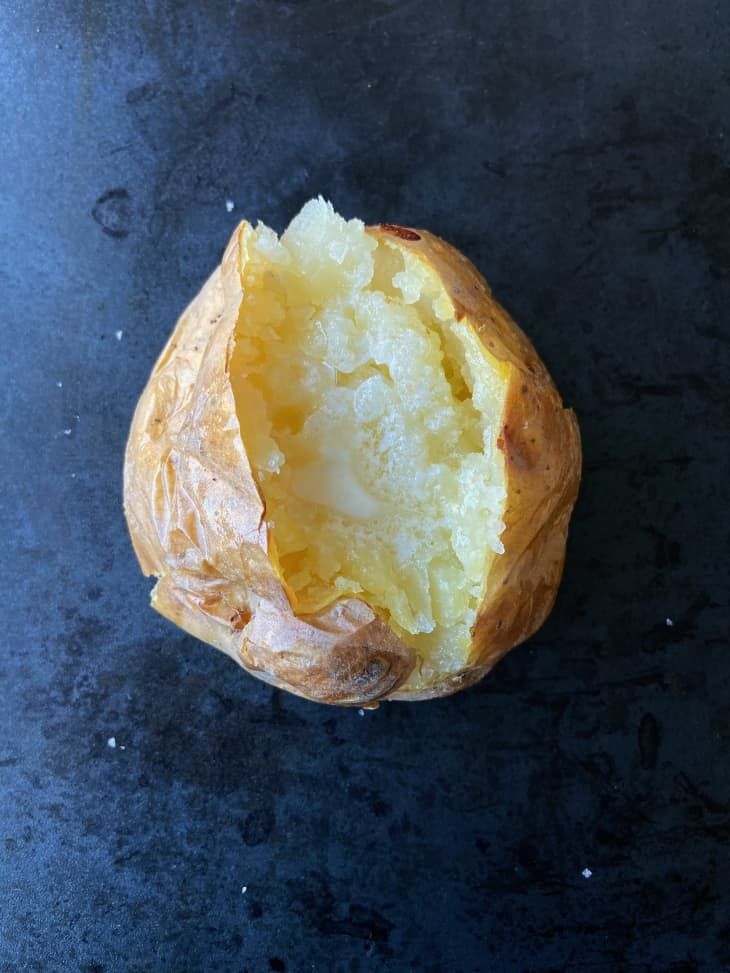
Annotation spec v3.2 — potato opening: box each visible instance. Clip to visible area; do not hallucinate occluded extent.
[230,199,507,685]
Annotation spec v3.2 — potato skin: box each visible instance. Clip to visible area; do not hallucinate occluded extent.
[123,220,580,705]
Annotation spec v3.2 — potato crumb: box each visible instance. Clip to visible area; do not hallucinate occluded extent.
[231,199,507,689]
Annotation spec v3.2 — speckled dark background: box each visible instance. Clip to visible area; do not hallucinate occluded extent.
[1,1,729,971]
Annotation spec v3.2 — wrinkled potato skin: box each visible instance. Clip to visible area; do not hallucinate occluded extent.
[123,220,581,705]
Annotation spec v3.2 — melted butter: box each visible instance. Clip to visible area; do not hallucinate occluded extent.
[291,448,379,520]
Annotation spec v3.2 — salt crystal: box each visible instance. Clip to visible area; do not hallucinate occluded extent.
[226,199,235,213]
[665,618,673,626]
[115,330,123,341]
[358,708,365,717]
[56,381,63,388]
[63,429,72,436]
[582,867,592,879]
[107,737,116,749]
[241,886,247,894]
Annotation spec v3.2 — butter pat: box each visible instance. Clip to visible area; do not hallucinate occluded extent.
[292,451,379,520]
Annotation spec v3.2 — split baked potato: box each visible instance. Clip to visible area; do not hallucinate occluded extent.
[123,199,581,705]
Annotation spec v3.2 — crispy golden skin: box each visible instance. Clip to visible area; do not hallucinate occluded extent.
[123,220,581,705]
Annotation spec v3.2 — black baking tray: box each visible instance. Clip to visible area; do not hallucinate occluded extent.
[1,2,728,970]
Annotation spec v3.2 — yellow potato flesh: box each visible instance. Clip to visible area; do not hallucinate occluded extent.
[230,199,507,676]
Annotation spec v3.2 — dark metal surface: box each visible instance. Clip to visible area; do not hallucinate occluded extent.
[1,2,729,971]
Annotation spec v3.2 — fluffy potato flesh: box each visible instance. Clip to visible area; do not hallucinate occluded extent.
[230,199,508,681]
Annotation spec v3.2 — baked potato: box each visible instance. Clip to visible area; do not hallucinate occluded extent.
[123,199,581,705]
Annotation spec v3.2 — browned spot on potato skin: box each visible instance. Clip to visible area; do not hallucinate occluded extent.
[230,609,252,631]
[354,657,387,685]
[496,424,532,473]
[379,223,421,241]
